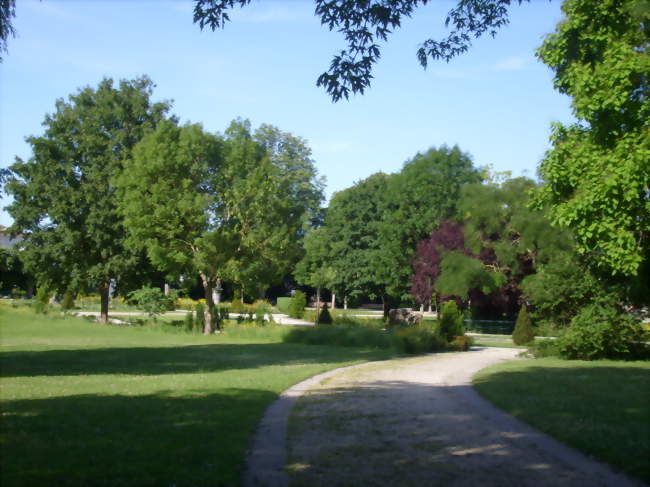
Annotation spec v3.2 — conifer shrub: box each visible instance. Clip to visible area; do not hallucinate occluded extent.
[317,302,333,324]
[438,300,464,342]
[194,302,205,333]
[34,286,50,314]
[184,311,194,332]
[288,291,306,319]
[60,291,75,312]
[512,305,535,345]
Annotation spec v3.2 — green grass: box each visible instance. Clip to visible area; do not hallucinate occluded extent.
[0,306,392,487]
[473,357,650,483]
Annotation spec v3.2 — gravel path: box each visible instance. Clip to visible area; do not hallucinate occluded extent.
[245,347,644,487]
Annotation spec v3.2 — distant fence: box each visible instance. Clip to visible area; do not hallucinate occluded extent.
[463,319,515,335]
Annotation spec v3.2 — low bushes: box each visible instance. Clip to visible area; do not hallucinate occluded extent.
[512,306,535,345]
[276,297,292,314]
[288,291,306,319]
[284,321,467,355]
[530,301,649,360]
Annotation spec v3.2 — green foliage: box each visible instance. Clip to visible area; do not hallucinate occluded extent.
[194,302,205,333]
[118,119,323,333]
[392,326,447,354]
[284,322,448,354]
[253,300,270,325]
[128,286,171,319]
[183,311,194,332]
[6,77,170,309]
[535,0,649,276]
[276,297,291,314]
[556,302,648,360]
[33,285,50,314]
[512,306,535,345]
[317,303,333,325]
[288,291,306,319]
[60,291,75,312]
[194,1,525,102]
[435,251,505,300]
[230,298,245,314]
[438,300,464,342]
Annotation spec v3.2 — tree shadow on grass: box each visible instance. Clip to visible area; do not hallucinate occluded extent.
[473,364,650,484]
[0,342,387,378]
[1,388,275,487]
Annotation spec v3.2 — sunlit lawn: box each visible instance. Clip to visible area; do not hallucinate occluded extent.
[0,306,392,486]
[473,357,650,483]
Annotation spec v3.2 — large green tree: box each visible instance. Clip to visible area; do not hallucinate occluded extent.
[380,145,482,303]
[6,77,171,322]
[118,119,323,333]
[193,0,530,101]
[534,0,649,277]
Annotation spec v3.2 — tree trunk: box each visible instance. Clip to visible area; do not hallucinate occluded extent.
[420,303,424,312]
[435,294,440,320]
[240,285,244,304]
[99,282,110,324]
[344,295,348,310]
[200,273,215,334]
[316,287,321,323]
[164,283,171,295]
[331,293,335,309]
[382,295,389,320]
[428,300,432,313]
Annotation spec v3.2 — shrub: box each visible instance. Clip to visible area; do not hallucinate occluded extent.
[288,291,306,319]
[230,298,245,314]
[10,286,26,299]
[60,291,75,312]
[555,301,648,360]
[276,297,292,314]
[393,326,446,354]
[183,311,194,332]
[34,286,50,314]
[450,335,473,351]
[512,306,535,345]
[176,297,198,310]
[253,300,271,325]
[217,304,230,323]
[128,286,170,319]
[438,300,464,342]
[194,302,205,333]
[317,303,333,324]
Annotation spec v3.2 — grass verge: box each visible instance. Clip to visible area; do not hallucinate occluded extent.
[473,357,650,483]
[0,306,392,487]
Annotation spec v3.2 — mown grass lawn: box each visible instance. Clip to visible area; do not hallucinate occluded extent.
[0,306,392,487]
[473,357,650,484]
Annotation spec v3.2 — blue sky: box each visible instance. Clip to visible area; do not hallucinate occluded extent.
[0,0,574,227]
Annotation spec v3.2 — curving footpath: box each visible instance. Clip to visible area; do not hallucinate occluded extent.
[244,347,645,487]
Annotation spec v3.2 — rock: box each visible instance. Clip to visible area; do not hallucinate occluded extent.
[388,308,423,327]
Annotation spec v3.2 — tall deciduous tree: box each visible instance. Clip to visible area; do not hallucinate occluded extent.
[535,0,649,276]
[6,77,171,322]
[118,119,323,333]
[294,226,337,311]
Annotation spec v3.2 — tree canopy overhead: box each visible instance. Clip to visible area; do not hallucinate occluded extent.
[193,0,528,101]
